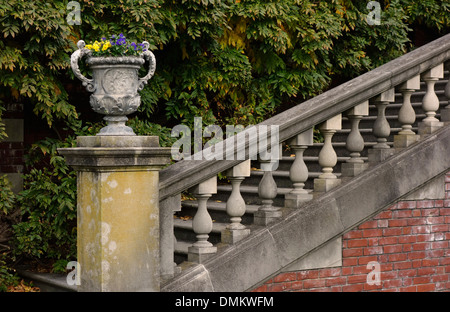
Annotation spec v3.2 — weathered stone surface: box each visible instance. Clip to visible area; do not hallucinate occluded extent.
[282,237,342,271]
[401,174,445,200]
[190,176,217,195]
[160,194,181,280]
[313,177,341,193]
[205,228,283,292]
[284,191,313,208]
[368,148,394,164]
[341,162,369,177]
[59,136,171,292]
[58,136,172,169]
[77,135,159,148]
[393,133,420,148]
[221,227,251,244]
[162,125,450,292]
[226,159,251,177]
[162,263,214,292]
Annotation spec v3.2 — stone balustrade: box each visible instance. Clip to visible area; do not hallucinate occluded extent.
[59,34,450,291]
[163,58,449,280]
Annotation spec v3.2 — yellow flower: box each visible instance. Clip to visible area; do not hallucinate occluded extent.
[102,41,111,51]
[92,42,100,52]
[85,44,93,50]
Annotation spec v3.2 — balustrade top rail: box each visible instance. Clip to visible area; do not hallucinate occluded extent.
[159,33,450,202]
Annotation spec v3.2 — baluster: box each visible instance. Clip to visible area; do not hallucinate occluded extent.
[314,114,342,193]
[418,64,444,135]
[188,176,217,263]
[222,160,251,244]
[285,128,313,208]
[160,194,182,280]
[440,62,450,122]
[342,101,369,177]
[368,88,395,164]
[394,76,421,148]
[254,144,282,226]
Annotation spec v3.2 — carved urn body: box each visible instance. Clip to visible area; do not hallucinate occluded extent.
[71,40,155,135]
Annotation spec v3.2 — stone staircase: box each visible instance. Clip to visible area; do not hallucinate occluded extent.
[157,33,450,291]
[172,71,449,264]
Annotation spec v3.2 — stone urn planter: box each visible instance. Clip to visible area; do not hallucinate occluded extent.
[70,39,156,135]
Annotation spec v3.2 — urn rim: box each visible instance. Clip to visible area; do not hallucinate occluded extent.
[86,55,145,66]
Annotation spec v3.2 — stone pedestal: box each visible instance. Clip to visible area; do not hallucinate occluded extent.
[393,133,420,149]
[313,178,341,193]
[254,158,282,226]
[222,227,251,245]
[418,64,444,136]
[368,148,395,164]
[58,136,171,292]
[418,120,444,136]
[394,76,421,149]
[314,115,342,193]
[188,176,218,263]
[222,160,251,244]
[341,162,369,177]
[341,101,369,177]
[285,128,314,208]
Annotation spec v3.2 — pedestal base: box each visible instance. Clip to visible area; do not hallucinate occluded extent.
[188,246,218,263]
[58,136,171,292]
[368,148,394,164]
[341,162,369,177]
[313,178,341,193]
[393,133,420,148]
[284,192,313,208]
[253,210,282,226]
[418,120,444,136]
[221,228,251,244]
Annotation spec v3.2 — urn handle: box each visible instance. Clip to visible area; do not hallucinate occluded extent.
[138,41,156,91]
[71,40,95,92]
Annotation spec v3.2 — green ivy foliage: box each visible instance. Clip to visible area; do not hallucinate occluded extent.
[0,0,449,270]
[1,0,449,130]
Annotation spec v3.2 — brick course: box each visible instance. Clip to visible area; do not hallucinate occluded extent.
[252,172,450,292]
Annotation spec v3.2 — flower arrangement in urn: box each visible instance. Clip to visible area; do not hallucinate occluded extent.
[71,34,156,136]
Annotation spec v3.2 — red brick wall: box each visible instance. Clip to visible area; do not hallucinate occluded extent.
[252,172,450,292]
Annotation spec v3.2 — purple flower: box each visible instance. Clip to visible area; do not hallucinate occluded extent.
[130,42,137,50]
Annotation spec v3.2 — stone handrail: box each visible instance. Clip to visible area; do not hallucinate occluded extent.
[159,33,450,201]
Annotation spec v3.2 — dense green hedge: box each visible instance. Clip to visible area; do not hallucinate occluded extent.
[1,0,449,129]
[0,0,449,278]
